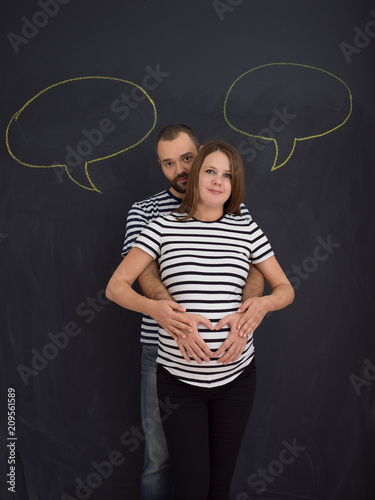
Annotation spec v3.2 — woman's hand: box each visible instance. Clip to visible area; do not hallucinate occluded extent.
[236,297,270,336]
[213,312,250,364]
[174,313,214,364]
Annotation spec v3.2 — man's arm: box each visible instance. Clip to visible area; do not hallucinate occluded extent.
[123,202,194,337]
[137,257,214,363]
[122,203,190,336]
[137,261,192,338]
[123,203,213,361]
[242,264,265,300]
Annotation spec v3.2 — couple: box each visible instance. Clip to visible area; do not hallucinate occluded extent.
[106,125,294,500]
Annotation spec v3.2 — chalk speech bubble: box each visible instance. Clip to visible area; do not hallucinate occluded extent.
[224,63,352,170]
[6,76,157,193]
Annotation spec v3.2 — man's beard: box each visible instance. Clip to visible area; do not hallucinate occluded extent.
[168,173,188,194]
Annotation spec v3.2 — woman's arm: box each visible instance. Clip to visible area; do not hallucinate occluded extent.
[254,255,295,311]
[107,248,214,362]
[106,247,176,319]
[214,257,294,361]
[233,256,294,335]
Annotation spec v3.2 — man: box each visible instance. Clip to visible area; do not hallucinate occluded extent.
[121,124,265,500]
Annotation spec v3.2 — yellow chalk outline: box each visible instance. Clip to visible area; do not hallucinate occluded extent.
[5,76,158,193]
[224,63,352,171]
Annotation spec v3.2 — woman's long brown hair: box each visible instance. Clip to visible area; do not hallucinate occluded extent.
[175,140,245,220]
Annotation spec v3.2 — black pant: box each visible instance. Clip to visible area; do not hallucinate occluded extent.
[157,361,257,500]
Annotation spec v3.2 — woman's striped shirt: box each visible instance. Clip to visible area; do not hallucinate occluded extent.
[133,212,274,388]
[122,189,250,346]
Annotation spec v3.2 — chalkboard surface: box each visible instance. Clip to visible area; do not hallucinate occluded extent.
[1,1,375,499]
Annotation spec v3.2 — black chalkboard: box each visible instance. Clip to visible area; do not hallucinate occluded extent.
[1,1,375,499]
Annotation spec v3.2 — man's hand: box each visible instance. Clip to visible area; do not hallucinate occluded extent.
[236,297,269,337]
[214,313,249,364]
[147,300,194,340]
[175,313,214,364]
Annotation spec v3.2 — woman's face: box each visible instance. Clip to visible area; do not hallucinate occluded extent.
[197,151,232,210]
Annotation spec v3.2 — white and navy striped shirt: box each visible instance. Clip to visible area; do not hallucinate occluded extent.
[133,213,273,388]
[122,189,250,346]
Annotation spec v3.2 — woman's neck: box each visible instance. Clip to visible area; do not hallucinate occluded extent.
[192,206,224,222]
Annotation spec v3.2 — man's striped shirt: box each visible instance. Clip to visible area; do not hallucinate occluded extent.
[133,213,273,387]
[122,189,250,346]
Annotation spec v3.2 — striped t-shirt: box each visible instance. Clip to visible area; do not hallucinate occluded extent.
[122,189,250,346]
[133,213,274,388]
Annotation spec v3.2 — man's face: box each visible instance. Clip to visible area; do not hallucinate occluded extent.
[157,133,199,198]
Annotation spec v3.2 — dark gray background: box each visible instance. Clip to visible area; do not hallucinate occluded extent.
[1,1,374,499]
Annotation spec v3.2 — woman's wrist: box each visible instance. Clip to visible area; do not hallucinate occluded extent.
[143,297,158,318]
[257,295,274,314]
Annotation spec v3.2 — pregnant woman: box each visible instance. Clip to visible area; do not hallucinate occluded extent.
[106,140,294,500]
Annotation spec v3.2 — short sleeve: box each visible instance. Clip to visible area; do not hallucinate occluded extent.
[121,203,151,256]
[132,218,164,260]
[248,220,274,263]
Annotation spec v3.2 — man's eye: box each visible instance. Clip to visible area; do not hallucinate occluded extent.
[184,156,192,162]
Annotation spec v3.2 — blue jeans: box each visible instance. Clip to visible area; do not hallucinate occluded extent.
[141,345,173,500]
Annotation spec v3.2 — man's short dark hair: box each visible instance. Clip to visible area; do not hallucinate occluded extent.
[155,124,200,155]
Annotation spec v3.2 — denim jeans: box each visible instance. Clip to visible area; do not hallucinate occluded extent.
[141,344,173,500]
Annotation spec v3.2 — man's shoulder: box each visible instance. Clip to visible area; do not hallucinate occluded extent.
[131,189,170,208]
[134,189,180,207]
[126,189,182,227]
[239,203,251,219]
[225,212,253,223]
[222,213,255,231]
